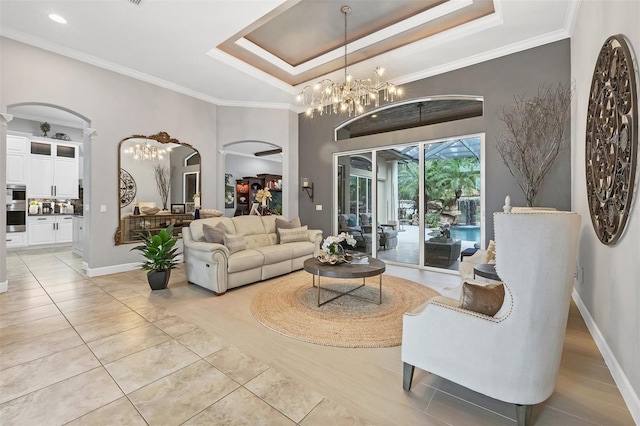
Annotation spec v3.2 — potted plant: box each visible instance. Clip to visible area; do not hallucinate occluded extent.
[131,225,180,290]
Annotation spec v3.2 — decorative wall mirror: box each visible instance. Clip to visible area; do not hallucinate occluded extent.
[114,132,201,245]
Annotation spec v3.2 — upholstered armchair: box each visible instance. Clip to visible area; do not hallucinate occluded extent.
[402,211,581,425]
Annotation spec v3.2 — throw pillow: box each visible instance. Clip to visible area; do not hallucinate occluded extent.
[347,217,357,227]
[278,226,309,244]
[460,282,505,316]
[223,233,246,255]
[203,223,230,244]
[486,240,496,264]
[275,217,302,243]
[199,209,224,218]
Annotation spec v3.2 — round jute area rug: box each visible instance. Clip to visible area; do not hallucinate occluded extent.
[250,271,440,348]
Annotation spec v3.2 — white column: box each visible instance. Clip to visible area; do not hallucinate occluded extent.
[0,113,14,293]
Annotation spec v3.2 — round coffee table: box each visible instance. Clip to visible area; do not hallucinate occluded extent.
[473,263,501,281]
[303,257,386,306]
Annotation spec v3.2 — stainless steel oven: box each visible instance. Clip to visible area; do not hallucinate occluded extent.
[6,185,26,233]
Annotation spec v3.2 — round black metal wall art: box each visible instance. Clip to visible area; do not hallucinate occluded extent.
[585,35,638,245]
[120,168,137,208]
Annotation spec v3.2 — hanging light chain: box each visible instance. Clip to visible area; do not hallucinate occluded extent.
[296,5,402,118]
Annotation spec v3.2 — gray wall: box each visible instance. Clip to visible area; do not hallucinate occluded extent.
[571,0,639,417]
[298,39,572,242]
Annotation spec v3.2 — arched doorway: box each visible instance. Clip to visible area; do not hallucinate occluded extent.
[5,102,91,259]
[222,141,283,216]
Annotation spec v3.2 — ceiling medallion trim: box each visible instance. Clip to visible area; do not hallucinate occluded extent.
[585,34,638,245]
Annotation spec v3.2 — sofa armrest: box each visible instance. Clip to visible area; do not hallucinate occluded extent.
[307,229,323,257]
[184,239,230,256]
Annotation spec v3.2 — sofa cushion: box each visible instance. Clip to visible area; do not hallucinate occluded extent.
[223,233,246,255]
[244,234,272,249]
[227,249,264,273]
[279,226,309,244]
[254,245,293,265]
[275,217,301,243]
[460,281,504,316]
[232,216,267,236]
[202,223,230,244]
[189,217,236,242]
[288,241,316,258]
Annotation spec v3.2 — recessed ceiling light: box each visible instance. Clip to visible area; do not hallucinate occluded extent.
[371,114,378,118]
[48,14,67,24]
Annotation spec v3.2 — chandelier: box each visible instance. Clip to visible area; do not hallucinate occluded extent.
[125,143,167,161]
[296,5,402,118]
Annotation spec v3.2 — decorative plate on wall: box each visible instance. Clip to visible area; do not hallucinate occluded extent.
[120,168,137,208]
[585,34,638,245]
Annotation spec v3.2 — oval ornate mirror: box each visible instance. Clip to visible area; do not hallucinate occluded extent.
[114,132,201,245]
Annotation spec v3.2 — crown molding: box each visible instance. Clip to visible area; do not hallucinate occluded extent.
[394,28,571,87]
[0,28,296,112]
[565,0,582,37]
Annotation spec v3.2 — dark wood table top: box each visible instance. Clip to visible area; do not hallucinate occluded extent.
[473,263,501,281]
[303,257,386,279]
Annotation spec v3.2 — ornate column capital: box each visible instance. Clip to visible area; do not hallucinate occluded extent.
[0,113,14,126]
[84,127,97,139]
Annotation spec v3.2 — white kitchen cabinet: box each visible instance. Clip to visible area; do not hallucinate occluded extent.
[6,134,28,184]
[29,155,54,197]
[28,215,74,245]
[72,216,84,255]
[28,139,79,199]
[28,216,55,245]
[56,215,74,243]
[6,232,27,248]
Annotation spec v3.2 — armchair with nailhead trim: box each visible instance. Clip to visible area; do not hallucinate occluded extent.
[402,211,581,426]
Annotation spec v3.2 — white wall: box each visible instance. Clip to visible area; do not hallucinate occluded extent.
[571,1,640,421]
[217,106,299,219]
[1,37,297,274]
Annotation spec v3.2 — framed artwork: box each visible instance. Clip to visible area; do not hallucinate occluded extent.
[225,184,235,208]
[171,204,186,214]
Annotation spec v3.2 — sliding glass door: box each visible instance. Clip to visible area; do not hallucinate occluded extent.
[336,154,374,256]
[334,134,483,271]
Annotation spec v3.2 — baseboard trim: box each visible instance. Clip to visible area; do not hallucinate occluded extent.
[0,280,7,293]
[84,255,184,278]
[85,262,141,277]
[572,288,640,424]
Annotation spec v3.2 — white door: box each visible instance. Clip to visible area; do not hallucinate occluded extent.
[29,156,54,198]
[28,218,56,245]
[54,157,79,198]
[56,216,74,243]
[6,153,26,184]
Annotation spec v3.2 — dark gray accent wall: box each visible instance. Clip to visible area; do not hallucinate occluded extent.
[298,39,571,243]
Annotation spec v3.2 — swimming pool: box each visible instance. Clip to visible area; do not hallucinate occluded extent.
[450,226,480,242]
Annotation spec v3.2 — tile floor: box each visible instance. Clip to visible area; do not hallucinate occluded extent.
[0,246,634,425]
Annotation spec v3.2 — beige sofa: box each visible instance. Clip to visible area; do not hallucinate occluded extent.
[182,215,322,295]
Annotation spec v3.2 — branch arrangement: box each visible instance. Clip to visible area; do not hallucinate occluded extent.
[496,83,572,206]
[154,164,173,210]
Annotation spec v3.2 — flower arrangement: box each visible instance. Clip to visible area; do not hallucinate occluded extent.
[321,232,357,255]
[255,188,272,206]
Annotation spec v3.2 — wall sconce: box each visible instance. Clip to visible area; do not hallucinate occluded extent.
[301,178,314,202]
